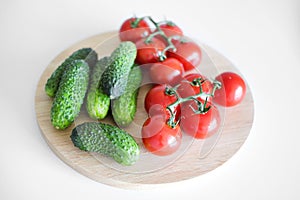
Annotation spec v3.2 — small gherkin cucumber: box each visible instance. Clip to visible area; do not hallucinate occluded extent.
[112,65,142,127]
[45,48,97,97]
[51,60,89,130]
[86,57,110,120]
[70,122,140,166]
[99,41,137,99]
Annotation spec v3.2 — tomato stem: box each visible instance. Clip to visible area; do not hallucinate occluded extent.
[165,78,222,128]
[142,16,181,61]
[144,31,161,44]
[130,17,143,28]
[211,79,222,97]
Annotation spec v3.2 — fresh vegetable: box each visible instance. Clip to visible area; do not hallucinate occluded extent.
[118,15,202,72]
[86,57,110,120]
[159,22,183,38]
[71,122,140,166]
[177,73,213,101]
[143,72,221,144]
[144,84,180,120]
[45,48,97,97]
[149,57,184,85]
[167,40,202,71]
[112,65,142,127]
[180,101,221,139]
[51,60,89,130]
[155,21,183,45]
[119,17,151,42]
[135,37,166,64]
[99,41,137,99]
[213,72,246,107]
[142,115,182,156]
[44,15,249,163]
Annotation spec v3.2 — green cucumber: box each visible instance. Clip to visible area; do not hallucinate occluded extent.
[99,41,137,99]
[51,60,89,130]
[112,66,142,127]
[86,57,111,120]
[45,48,97,97]
[70,122,140,166]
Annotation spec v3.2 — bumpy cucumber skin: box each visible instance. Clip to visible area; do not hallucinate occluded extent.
[86,57,110,120]
[70,122,140,166]
[51,60,89,130]
[99,41,137,99]
[45,48,97,97]
[112,66,142,127]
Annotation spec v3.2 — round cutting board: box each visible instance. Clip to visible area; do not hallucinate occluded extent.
[35,31,254,189]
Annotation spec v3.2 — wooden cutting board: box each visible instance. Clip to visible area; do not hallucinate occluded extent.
[35,31,254,189]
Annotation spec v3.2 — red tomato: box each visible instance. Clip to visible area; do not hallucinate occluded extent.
[180,101,221,139]
[135,37,166,64]
[177,73,213,101]
[150,58,184,86]
[155,22,183,44]
[144,84,180,120]
[119,18,151,42]
[142,115,182,156]
[167,40,202,71]
[213,72,246,107]
[159,23,183,38]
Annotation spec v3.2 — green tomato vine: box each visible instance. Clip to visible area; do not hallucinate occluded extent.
[165,78,221,128]
[133,16,222,128]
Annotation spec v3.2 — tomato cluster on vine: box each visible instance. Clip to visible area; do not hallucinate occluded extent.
[119,16,247,156]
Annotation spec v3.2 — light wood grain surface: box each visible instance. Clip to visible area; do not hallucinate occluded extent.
[35,31,254,189]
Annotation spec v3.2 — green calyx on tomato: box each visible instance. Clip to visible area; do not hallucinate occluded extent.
[181,101,221,139]
[119,17,151,42]
[191,77,206,87]
[130,17,143,28]
[142,114,182,156]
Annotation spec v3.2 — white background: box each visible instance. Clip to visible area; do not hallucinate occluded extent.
[1,0,299,199]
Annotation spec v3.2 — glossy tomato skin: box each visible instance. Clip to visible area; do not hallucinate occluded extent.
[180,101,220,139]
[135,37,166,64]
[142,115,182,156]
[177,73,213,101]
[119,18,151,42]
[150,58,184,86]
[144,84,180,120]
[167,40,202,71]
[155,23,183,44]
[159,23,183,38]
[213,72,246,107]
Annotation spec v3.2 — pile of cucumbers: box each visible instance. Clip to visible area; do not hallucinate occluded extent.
[44,42,141,166]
